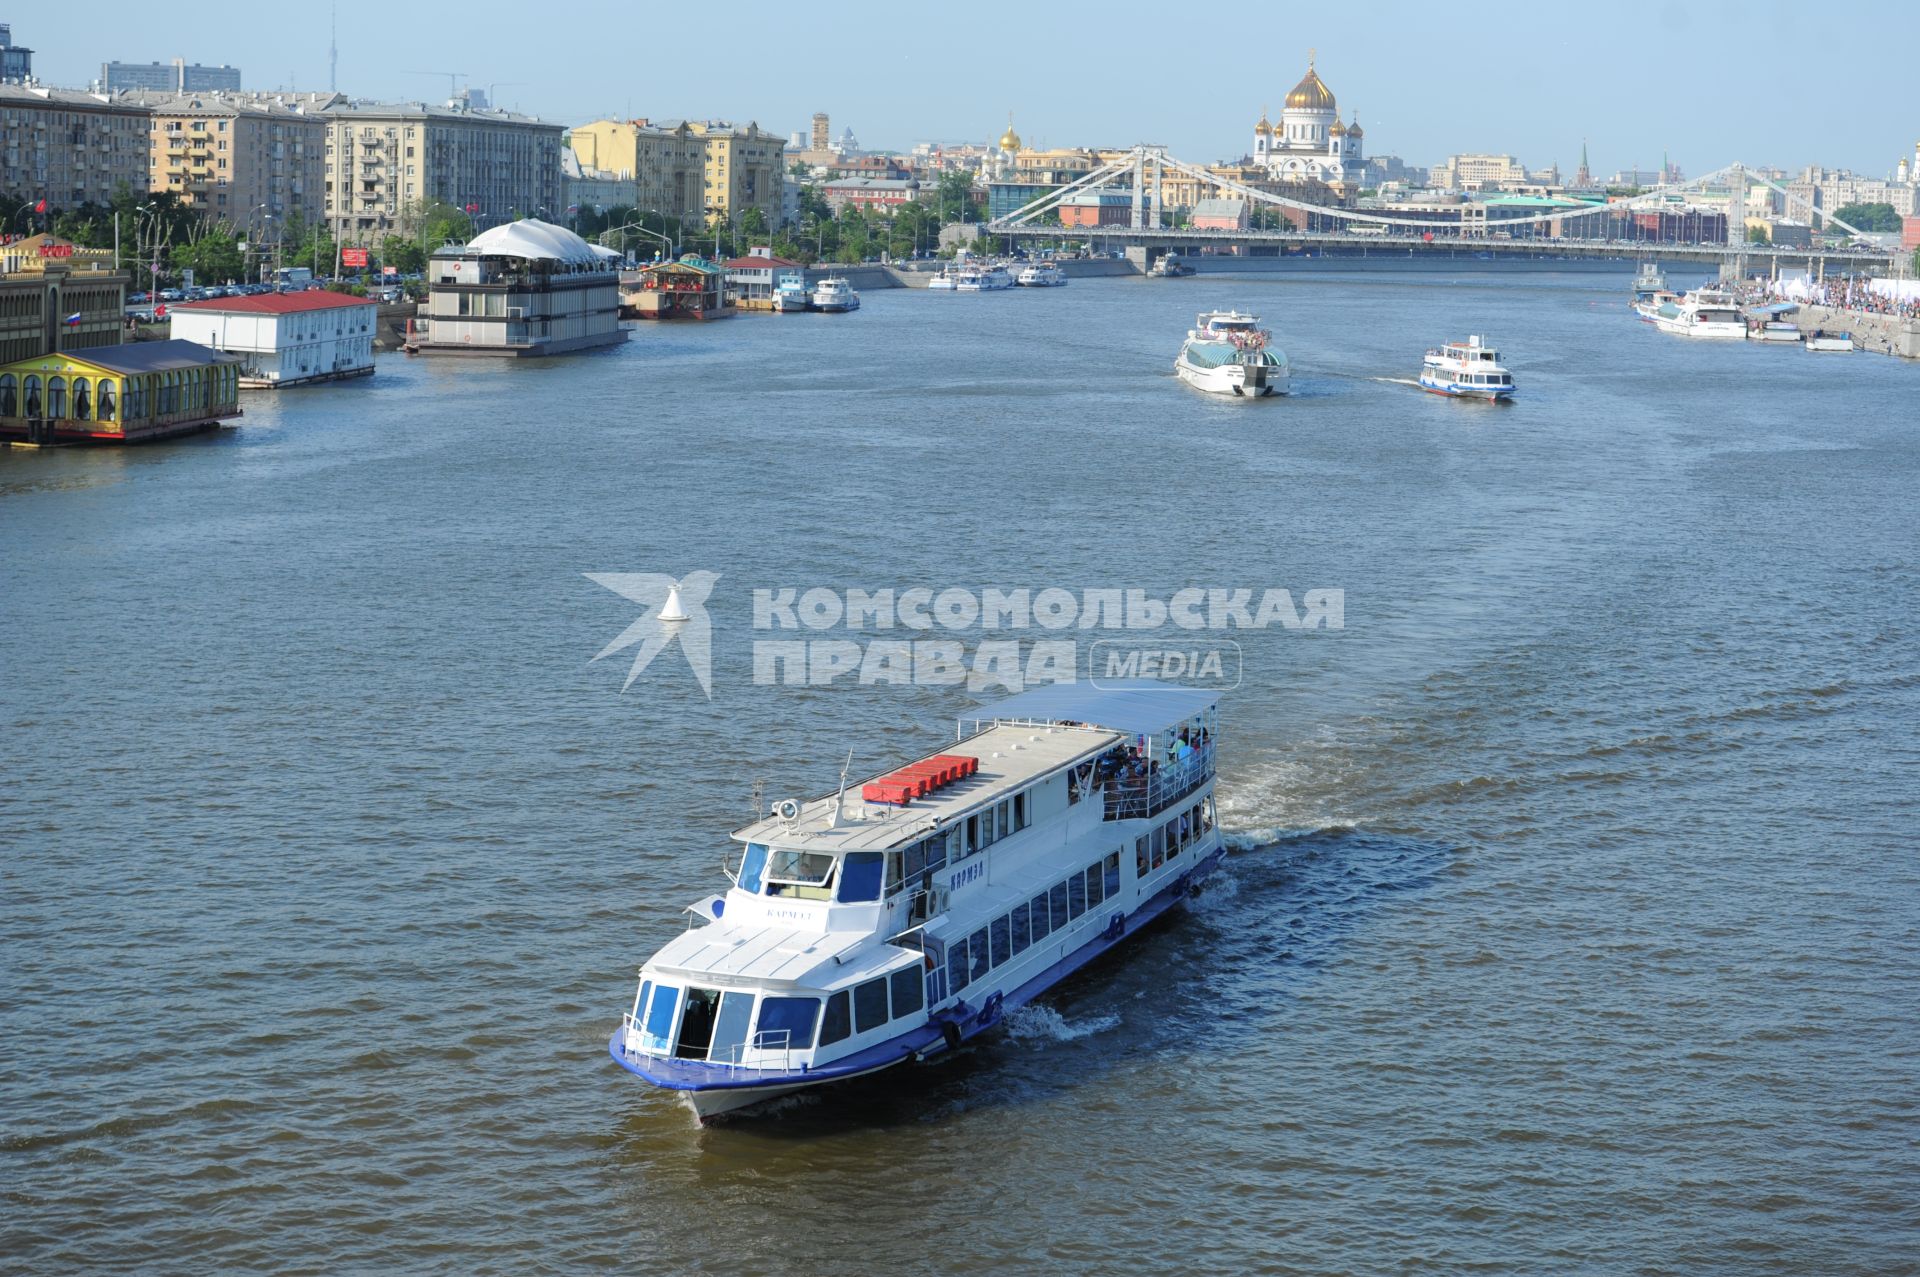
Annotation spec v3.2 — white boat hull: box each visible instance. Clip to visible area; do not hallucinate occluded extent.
[1806,336,1854,352]
[814,299,859,312]
[1175,357,1288,397]
[1419,373,1515,401]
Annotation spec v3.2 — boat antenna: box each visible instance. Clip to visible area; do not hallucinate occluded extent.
[829,748,855,828]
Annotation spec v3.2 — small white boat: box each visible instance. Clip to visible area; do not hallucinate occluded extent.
[1174,310,1289,398]
[926,267,958,292]
[1649,288,1745,339]
[773,272,812,313]
[953,266,986,292]
[1805,330,1855,353]
[1016,262,1067,287]
[980,263,1015,290]
[812,277,860,312]
[1149,255,1195,278]
[1419,335,1516,400]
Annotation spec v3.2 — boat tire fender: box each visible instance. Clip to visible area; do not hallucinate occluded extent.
[940,1020,962,1052]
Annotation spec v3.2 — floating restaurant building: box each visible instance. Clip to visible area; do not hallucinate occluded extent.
[418,219,626,357]
[622,255,734,320]
[169,290,377,387]
[0,339,241,444]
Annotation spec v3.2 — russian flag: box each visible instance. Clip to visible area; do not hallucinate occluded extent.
[64,312,82,326]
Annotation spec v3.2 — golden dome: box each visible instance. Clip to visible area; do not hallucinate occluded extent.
[1256,107,1272,134]
[1329,118,1347,136]
[1285,62,1336,111]
[998,115,1021,151]
[1347,116,1364,138]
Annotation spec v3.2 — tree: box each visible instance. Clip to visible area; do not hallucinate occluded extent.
[171,229,245,284]
[1831,202,1900,233]
[936,171,983,224]
[738,205,769,240]
[382,235,426,275]
[1746,224,1770,245]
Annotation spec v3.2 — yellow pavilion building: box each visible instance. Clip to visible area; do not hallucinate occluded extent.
[0,340,242,444]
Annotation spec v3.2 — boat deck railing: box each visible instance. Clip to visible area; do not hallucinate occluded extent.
[621,1013,796,1074]
[1102,742,1214,822]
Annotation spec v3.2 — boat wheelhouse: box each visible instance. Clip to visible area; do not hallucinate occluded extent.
[1418,334,1516,400]
[1631,261,1667,308]
[812,276,860,312]
[609,682,1226,1120]
[1174,310,1289,398]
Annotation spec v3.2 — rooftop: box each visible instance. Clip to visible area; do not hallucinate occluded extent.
[55,339,239,375]
[173,291,376,314]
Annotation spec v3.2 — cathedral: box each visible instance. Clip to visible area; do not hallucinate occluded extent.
[1251,54,1366,190]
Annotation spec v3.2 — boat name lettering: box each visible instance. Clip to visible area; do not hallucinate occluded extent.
[950,862,984,890]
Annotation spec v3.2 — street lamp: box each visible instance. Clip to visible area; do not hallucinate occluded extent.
[601,216,669,263]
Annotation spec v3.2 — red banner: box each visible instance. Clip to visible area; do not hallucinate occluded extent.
[341,247,370,267]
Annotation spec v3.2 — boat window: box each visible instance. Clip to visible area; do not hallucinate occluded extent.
[1049,882,1069,930]
[641,984,680,1054]
[990,916,1010,967]
[739,843,768,894]
[854,976,890,1033]
[674,987,721,1059]
[820,991,852,1046]
[904,840,924,880]
[766,849,835,898]
[632,979,652,1024]
[1029,892,1053,942]
[755,996,820,1051]
[998,800,1011,841]
[1104,852,1121,898]
[709,991,756,1063]
[947,941,971,993]
[839,851,885,903]
[965,814,979,854]
[1152,827,1166,869]
[1068,873,1087,920]
[1013,791,1028,830]
[1136,836,1149,878]
[1085,864,1103,908]
[890,967,924,1019]
[969,927,990,982]
[1010,902,1031,956]
[885,851,903,895]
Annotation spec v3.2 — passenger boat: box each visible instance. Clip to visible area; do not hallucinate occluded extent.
[980,263,1015,290]
[812,277,860,312]
[1418,335,1517,400]
[1149,255,1195,278]
[1648,288,1745,339]
[1633,290,1678,323]
[1016,262,1068,287]
[1745,302,1802,342]
[1631,261,1667,308]
[926,267,958,291]
[1174,310,1289,397]
[773,272,812,313]
[1805,330,1855,353]
[609,683,1226,1121]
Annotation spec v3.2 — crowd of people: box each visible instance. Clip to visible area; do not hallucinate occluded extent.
[1742,272,1920,319]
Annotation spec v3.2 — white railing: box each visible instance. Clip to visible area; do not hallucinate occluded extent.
[620,1016,795,1073]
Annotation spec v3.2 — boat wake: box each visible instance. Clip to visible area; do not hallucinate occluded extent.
[1004,1005,1122,1044]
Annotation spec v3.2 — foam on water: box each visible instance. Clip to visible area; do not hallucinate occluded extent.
[1003,1005,1123,1044]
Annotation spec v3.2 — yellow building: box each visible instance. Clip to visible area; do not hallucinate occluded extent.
[133,91,328,224]
[568,117,784,226]
[0,339,241,444]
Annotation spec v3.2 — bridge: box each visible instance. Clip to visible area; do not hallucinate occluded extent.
[984,147,1900,275]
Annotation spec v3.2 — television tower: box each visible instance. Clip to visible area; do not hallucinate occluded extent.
[329,4,337,93]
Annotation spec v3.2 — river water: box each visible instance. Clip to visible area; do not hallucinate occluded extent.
[3,269,1916,1275]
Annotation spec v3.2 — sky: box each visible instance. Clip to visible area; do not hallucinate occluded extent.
[18,1,1920,181]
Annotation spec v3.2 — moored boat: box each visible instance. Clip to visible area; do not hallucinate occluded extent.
[608,683,1226,1120]
[1805,330,1855,353]
[812,276,860,312]
[1649,288,1744,339]
[1149,255,1195,278]
[773,272,812,312]
[1418,335,1517,400]
[1174,310,1289,398]
[926,267,958,291]
[1016,262,1067,287]
[1631,261,1667,308]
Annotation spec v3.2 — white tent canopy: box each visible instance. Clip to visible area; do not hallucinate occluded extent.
[458,218,607,266]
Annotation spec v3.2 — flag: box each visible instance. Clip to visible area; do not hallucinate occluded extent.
[33,198,47,214]
[64,312,81,326]
[154,304,167,318]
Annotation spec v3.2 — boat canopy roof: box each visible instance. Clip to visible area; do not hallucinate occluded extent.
[969,680,1219,738]
[1746,301,1800,316]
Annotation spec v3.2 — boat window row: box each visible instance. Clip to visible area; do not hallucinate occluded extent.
[633,962,928,1062]
[945,851,1123,998]
[1135,797,1215,879]
[900,787,1032,882]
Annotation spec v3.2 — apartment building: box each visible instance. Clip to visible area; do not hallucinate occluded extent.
[100,59,241,94]
[0,84,151,210]
[323,98,564,242]
[568,117,785,226]
[135,92,327,223]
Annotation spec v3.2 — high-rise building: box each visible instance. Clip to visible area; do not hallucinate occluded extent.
[810,112,829,152]
[1,24,33,83]
[1433,153,1530,192]
[101,59,242,94]
[322,98,565,243]
[0,84,151,211]
[130,92,328,224]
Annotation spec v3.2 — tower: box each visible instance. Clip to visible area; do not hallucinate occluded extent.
[328,3,337,93]
[1575,138,1591,188]
[810,112,829,152]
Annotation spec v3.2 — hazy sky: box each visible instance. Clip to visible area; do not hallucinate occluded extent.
[21,1,1920,179]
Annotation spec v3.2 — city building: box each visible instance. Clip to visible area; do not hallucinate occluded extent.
[561,148,641,216]
[622,255,730,320]
[0,339,241,444]
[324,97,565,243]
[419,218,624,356]
[568,118,784,227]
[0,235,127,364]
[1433,153,1530,192]
[811,112,829,152]
[1,23,32,83]
[1192,197,1249,231]
[133,91,327,223]
[1787,163,1918,222]
[100,58,241,94]
[168,290,377,386]
[1250,55,1366,192]
[0,85,151,211]
[821,177,920,214]
[1363,155,1428,188]
[1058,191,1132,227]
